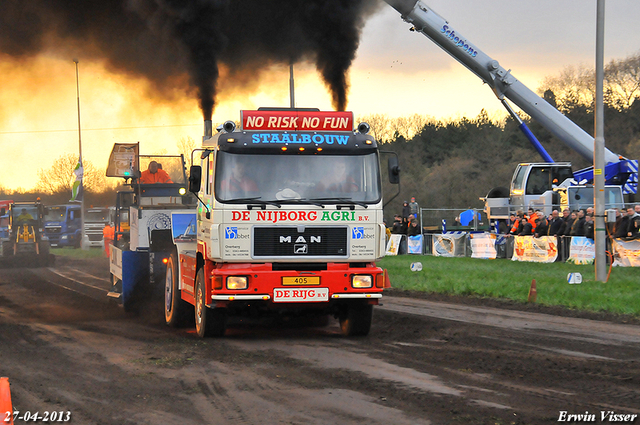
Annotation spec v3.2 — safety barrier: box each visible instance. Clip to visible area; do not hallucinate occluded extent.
[386,232,640,266]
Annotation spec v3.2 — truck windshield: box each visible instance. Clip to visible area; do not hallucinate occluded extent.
[568,186,625,211]
[14,206,39,223]
[511,165,527,194]
[214,152,381,204]
[86,210,110,221]
[44,207,66,222]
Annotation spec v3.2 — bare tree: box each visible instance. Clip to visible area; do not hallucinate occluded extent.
[395,114,434,140]
[539,52,640,112]
[357,113,394,142]
[605,52,640,110]
[357,113,433,142]
[539,64,595,113]
[36,154,110,195]
[177,136,198,168]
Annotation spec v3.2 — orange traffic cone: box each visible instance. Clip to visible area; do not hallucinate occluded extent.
[528,279,537,303]
[0,377,14,425]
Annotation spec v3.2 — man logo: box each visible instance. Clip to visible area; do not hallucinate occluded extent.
[352,227,364,239]
[294,244,308,254]
[280,235,321,243]
[225,227,238,239]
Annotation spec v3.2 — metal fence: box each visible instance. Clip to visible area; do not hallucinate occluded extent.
[418,208,489,233]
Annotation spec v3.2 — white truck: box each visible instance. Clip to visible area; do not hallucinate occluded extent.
[384,0,637,218]
[106,147,197,313]
[84,207,115,248]
[164,108,397,337]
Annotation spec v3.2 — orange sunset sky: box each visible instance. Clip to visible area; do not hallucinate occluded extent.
[1,0,640,191]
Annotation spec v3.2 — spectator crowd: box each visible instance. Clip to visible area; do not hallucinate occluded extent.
[389,197,421,238]
[504,204,640,241]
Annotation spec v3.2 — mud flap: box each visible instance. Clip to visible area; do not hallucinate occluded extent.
[121,251,150,313]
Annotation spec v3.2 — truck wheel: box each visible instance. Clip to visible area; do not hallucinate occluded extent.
[339,303,373,337]
[164,253,190,327]
[195,268,226,337]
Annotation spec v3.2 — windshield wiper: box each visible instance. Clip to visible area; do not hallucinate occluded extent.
[223,197,282,209]
[309,198,368,209]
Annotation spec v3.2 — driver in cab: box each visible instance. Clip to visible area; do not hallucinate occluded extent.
[16,208,34,223]
[318,159,358,193]
[139,161,173,184]
[220,161,258,196]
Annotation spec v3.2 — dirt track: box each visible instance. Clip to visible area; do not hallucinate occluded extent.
[1,255,640,424]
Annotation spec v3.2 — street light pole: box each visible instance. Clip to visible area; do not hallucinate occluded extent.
[594,0,606,281]
[73,59,88,250]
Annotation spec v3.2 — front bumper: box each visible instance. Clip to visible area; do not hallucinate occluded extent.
[206,262,385,308]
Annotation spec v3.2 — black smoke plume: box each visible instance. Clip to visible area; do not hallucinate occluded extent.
[0,0,381,119]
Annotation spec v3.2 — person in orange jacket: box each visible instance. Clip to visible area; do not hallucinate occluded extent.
[139,161,173,184]
[527,208,538,231]
[103,223,115,258]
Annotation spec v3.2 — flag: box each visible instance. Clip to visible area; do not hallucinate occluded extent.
[71,158,83,202]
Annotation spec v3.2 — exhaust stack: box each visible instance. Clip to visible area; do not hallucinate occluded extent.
[203,120,212,142]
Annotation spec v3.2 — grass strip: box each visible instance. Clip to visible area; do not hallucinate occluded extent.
[51,247,106,259]
[378,255,640,316]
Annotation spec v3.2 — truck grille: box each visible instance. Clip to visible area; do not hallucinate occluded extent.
[253,227,347,257]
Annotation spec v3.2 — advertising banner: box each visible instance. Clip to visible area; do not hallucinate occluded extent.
[470,233,497,259]
[407,235,423,254]
[386,234,403,256]
[612,239,640,267]
[241,110,353,132]
[512,236,558,263]
[567,237,595,265]
[433,234,466,257]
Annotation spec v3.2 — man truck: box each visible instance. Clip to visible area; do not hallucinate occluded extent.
[163,109,397,337]
[43,204,82,248]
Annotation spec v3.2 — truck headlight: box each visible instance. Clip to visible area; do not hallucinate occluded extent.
[226,276,248,290]
[351,275,373,289]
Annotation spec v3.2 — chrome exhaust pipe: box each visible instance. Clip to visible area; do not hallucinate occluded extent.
[203,120,212,142]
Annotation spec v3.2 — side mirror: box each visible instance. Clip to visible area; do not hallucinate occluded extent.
[189,165,202,193]
[388,156,401,184]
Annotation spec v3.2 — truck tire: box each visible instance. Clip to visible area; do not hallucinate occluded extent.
[339,303,373,337]
[195,268,226,337]
[164,253,191,327]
